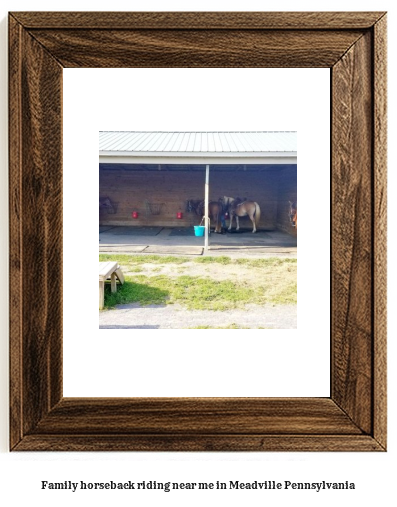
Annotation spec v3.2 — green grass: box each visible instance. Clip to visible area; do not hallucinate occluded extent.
[100,254,189,265]
[103,273,296,310]
[128,266,143,273]
[100,253,296,269]
[235,257,297,267]
[162,275,258,310]
[103,278,169,308]
[100,253,297,310]
[194,256,232,265]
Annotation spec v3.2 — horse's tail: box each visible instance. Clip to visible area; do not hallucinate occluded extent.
[254,202,261,227]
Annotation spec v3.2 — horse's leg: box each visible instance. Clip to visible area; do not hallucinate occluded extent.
[236,216,240,231]
[228,212,233,231]
[249,212,256,233]
[215,210,220,233]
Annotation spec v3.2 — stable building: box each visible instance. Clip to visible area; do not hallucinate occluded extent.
[99,131,297,235]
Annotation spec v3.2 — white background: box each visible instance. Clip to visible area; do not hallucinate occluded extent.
[63,67,330,398]
[0,1,395,507]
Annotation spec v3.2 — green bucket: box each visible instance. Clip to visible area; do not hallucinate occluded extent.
[194,225,205,237]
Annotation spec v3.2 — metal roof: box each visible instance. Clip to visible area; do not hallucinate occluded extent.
[99,131,297,166]
[99,131,297,154]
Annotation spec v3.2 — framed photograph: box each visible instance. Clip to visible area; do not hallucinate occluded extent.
[97,129,298,329]
[9,11,386,451]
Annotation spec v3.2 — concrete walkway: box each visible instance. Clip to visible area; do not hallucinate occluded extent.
[99,303,297,329]
[99,226,297,258]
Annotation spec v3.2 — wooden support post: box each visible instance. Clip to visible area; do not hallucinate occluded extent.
[111,272,117,293]
[204,164,209,251]
[99,280,104,310]
[115,268,125,284]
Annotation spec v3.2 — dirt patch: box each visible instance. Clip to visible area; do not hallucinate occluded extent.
[128,261,257,281]
[126,260,294,286]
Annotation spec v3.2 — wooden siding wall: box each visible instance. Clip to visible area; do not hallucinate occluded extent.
[276,166,297,235]
[99,167,293,230]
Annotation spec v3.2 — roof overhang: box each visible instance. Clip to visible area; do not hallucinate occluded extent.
[99,151,297,166]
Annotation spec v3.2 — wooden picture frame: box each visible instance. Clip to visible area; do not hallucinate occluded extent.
[9,11,387,451]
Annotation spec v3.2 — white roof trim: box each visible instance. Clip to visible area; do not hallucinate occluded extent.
[99,154,297,165]
[100,150,296,158]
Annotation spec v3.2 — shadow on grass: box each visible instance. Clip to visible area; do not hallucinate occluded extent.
[104,280,169,309]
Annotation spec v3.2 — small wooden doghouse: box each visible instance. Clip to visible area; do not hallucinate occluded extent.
[99,131,297,235]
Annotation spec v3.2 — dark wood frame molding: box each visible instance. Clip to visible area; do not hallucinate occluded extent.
[9,12,387,451]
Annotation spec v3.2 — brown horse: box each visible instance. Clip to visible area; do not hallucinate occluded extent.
[186,199,223,233]
[288,201,297,231]
[99,196,115,214]
[222,196,261,233]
